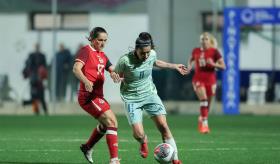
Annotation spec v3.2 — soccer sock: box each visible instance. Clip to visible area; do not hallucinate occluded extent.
[200,100,209,119]
[106,127,119,160]
[164,138,179,160]
[136,134,147,144]
[86,124,107,149]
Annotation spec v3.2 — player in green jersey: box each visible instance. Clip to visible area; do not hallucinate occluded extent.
[114,32,188,164]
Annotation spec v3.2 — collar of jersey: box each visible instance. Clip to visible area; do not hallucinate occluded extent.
[88,44,103,53]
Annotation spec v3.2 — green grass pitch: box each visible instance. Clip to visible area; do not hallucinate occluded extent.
[0,114,280,164]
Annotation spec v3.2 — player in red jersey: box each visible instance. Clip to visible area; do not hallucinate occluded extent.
[73,27,120,164]
[187,32,225,134]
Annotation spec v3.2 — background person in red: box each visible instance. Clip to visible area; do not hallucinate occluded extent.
[187,32,225,134]
[73,27,120,164]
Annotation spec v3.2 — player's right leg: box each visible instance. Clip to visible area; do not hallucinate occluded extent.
[124,102,148,158]
[193,83,210,134]
[131,123,148,158]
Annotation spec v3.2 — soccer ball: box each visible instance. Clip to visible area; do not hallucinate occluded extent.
[154,143,175,163]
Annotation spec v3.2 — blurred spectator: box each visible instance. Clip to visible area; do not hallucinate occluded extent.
[55,43,72,101]
[22,43,48,115]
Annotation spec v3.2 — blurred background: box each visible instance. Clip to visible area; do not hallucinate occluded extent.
[0,0,280,115]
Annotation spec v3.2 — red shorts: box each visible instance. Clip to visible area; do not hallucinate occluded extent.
[78,91,110,118]
[192,81,217,97]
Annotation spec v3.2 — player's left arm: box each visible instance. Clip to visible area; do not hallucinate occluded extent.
[206,49,226,70]
[206,58,226,70]
[154,60,189,75]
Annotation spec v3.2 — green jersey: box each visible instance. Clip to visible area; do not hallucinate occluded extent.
[115,50,158,102]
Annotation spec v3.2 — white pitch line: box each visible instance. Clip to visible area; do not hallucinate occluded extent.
[0,147,279,153]
[0,138,279,146]
[0,149,128,152]
[187,147,280,151]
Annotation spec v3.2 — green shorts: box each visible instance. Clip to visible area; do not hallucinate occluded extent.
[123,94,167,125]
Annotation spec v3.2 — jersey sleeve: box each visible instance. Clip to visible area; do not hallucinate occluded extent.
[115,56,126,74]
[214,49,222,61]
[151,50,157,64]
[75,47,89,65]
[104,55,113,71]
[191,48,196,61]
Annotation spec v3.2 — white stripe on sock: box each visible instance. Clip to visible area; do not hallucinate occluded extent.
[200,101,208,107]
[106,130,117,135]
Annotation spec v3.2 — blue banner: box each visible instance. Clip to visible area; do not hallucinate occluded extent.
[223,7,280,114]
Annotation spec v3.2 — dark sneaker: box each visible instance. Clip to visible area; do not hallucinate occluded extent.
[80,144,93,163]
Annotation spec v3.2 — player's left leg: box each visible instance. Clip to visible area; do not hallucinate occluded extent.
[206,83,217,111]
[201,83,217,133]
[78,96,119,164]
[98,110,120,164]
[151,115,182,164]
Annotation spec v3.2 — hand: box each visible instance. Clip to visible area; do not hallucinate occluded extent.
[206,58,216,67]
[84,80,93,92]
[186,65,192,72]
[110,72,121,83]
[175,64,189,75]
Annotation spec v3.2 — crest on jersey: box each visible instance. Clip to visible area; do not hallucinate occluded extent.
[97,55,104,63]
[99,98,105,104]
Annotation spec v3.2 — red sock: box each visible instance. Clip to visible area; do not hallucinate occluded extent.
[200,100,209,118]
[86,124,106,148]
[106,127,118,159]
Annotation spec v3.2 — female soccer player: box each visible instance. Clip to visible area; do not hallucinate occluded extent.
[73,27,120,164]
[187,32,225,134]
[114,32,187,164]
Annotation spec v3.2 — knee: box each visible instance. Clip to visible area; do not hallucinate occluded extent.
[104,116,118,128]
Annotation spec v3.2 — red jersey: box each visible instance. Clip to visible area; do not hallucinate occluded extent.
[191,47,222,84]
[75,44,112,96]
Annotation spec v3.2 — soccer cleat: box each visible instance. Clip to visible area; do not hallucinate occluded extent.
[172,159,182,164]
[200,125,210,134]
[109,158,121,164]
[80,144,93,164]
[139,136,149,158]
[140,142,149,158]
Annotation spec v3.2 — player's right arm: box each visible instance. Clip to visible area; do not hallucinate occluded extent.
[113,55,126,83]
[187,49,195,71]
[73,47,93,92]
[73,62,93,92]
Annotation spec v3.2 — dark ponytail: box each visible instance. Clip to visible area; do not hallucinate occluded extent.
[88,27,107,41]
[135,32,155,49]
